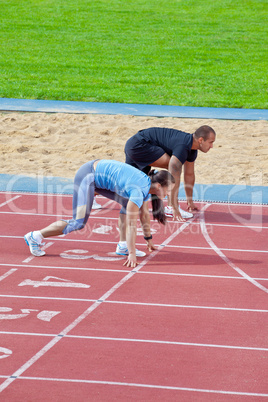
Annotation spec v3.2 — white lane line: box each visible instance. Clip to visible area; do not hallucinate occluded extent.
[199,222,268,230]
[106,300,268,313]
[1,211,268,230]
[3,235,268,253]
[2,191,268,208]
[54,335,268,351]
[0,294,267,312]
[0,211,71,217]
[0,195,21,208]
[0,191,73,198]
[0,262,131,274]
[163,244,268,253]
[0,331,56,337]
[0,204,204,393]
[1,261,268,281]
[0,269,17,282]
[9,376,268,398]
[200,207,268,293]
[22,242,54,263]
[0,332,266,351]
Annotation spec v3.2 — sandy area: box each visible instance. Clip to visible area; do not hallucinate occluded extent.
[1,111,267,186]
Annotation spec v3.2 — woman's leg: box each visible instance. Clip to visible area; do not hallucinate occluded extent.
[40,220,68,238]
[24,161,96,256]
[42,161,96,237]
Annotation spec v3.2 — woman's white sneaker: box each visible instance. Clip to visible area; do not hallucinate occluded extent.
[24,232,46,256]
[116,243,146,257]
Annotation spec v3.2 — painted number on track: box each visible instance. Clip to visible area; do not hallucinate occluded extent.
[60,249,124,261]
[0,347,12,360]
[0,307,60,322]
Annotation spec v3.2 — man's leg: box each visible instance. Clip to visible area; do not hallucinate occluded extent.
[149,153,170,169]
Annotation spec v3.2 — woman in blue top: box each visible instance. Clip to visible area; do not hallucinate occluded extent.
[24,159,175,268]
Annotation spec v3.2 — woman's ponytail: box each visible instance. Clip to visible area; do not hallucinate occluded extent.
[149,170,175,225]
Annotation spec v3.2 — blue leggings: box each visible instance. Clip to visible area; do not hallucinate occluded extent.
[63,160,128,235]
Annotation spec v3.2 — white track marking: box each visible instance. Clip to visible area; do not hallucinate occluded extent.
[0,347,12,360]
[0,205,204,392]
[18,276,90,289]
[22,242,54,263]
[0,195,21,208]
[0,331,266,351]
[200,207,268,293]
[2,261,268,280]
[0,294,267,312]
[59,335,268,351]
[1,210,268,230]
[0,191,73,197]
[106,300,268,313]
[0,332,57,337]
[197,222,268,230]
[0,269,17,282]
[0,211,71,217]
[0,262,130,274]
[2,191,268,208]
[4,376,268,398]
[163,244,268,253]
[3,234,268,253]
[3,207,268,231]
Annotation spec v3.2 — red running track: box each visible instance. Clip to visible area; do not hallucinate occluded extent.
[0,191,267,401]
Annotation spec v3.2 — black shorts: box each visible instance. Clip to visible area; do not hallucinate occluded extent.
[124,133,165,174]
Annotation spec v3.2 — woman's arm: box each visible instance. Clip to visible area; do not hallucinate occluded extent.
[124,201,140,268]
[139,201,156,252]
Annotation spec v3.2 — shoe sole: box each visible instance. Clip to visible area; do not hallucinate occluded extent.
[136,251,146,257]
[165,212,193,218]
[116,251,146,257]
[24,235,30,246]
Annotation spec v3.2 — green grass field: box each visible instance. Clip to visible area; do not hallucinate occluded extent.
[0,0,267,108]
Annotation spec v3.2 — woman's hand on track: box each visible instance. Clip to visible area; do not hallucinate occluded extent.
[123,254,138,268]
[146,239,156,252]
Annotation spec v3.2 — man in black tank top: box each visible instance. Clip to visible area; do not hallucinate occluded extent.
[124,125,216,221]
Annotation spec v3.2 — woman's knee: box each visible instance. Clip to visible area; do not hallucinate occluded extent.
[62,219,85,235]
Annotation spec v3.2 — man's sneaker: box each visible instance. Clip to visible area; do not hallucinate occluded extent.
[116,243,146,257]
[164,206,193,219]
[164,205,174,217]
[24,232,46,257]
[179,206,193,219]
[92,198,102,210]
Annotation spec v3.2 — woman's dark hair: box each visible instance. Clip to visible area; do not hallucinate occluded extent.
[149,169,175,224]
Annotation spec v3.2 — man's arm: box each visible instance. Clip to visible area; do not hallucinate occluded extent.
[183,161,199,211]
[168,155,185,220]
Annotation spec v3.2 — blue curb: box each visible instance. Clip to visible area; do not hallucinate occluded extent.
[0,174,73,195]
[0,98,267,120]
[0,174,267,205]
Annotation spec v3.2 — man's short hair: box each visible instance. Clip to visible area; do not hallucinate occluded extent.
[194,125,216,141]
